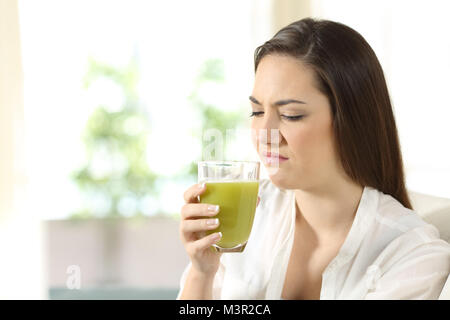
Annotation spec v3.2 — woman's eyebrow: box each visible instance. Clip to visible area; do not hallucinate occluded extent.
[249,96,307,106]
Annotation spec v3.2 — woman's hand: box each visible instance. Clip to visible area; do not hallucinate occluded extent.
[179,183,261,278]
[180,183,223,277]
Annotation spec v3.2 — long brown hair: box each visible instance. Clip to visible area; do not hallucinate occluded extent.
[254,18,412,209]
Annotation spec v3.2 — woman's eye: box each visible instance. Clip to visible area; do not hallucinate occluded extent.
[250,111,264,117]
[250,112,305,121]
[281,115,305,121]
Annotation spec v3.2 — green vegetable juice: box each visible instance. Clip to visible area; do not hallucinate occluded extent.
[200,181,259,249]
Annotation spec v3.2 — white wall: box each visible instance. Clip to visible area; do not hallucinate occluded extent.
[312,0,450,198]
[0,0,45,299]
[46,217,189,289]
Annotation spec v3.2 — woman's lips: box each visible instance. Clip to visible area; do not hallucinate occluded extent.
[262,152,289,164]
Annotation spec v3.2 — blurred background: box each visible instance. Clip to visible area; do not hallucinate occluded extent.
[1,0,449,299]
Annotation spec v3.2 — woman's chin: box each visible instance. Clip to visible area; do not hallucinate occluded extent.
[267,170,293,190]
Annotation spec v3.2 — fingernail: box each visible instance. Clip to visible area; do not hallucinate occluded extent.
[199,182,206,189]
[208,205,219,213]
[206,218,219,225]
[213,232,222,240]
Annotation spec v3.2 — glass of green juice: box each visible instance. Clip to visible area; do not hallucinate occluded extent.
[198,160,260,253]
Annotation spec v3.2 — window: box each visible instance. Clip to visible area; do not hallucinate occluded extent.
[19,0,257,220]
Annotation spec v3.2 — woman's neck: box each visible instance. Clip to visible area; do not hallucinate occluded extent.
[293,178,364,243]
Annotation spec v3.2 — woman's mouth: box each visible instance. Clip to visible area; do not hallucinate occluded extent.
[262,152,289,165]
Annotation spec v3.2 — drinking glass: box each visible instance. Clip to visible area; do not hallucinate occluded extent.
[198,161,260,252]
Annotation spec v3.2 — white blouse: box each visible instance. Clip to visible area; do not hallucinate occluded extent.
[177,179,450,299]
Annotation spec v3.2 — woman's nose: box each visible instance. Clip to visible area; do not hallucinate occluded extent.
[256,128,281,146]
[252,114,282,147]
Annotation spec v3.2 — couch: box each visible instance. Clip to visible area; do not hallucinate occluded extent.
[408,190,450,299]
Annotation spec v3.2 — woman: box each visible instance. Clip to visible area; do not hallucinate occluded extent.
[176,18,450,299]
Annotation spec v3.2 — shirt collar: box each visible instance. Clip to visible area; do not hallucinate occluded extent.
[325,186,378,270]
[284,186,378,270]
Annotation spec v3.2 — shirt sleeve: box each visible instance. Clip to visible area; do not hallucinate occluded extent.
[364,236,450,300]
[176,261,226,300]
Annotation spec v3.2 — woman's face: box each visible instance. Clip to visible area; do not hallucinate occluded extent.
[250,54,341,190]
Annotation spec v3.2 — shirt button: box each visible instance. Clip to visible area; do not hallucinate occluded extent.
[365,265,381,290]
[327,260,338,272]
